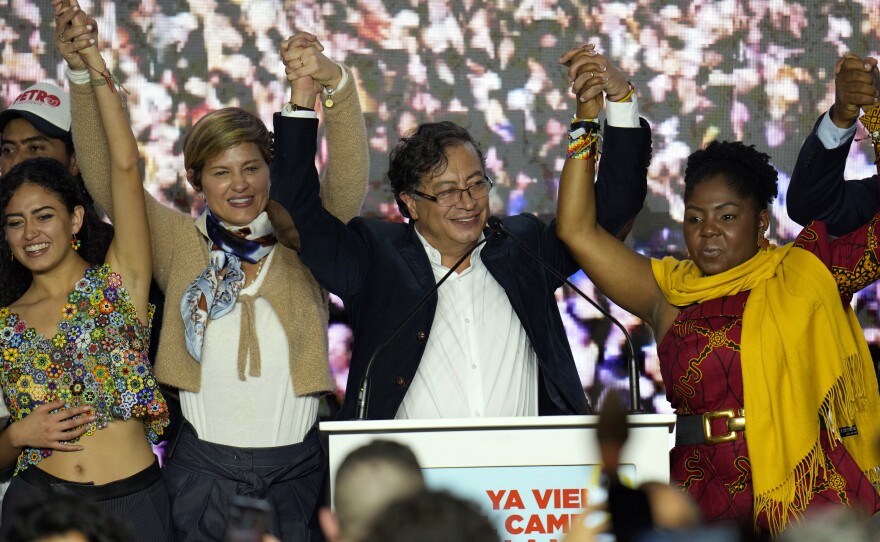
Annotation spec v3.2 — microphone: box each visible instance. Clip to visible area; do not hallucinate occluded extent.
[486,216,643,413]
[356,233,496,420]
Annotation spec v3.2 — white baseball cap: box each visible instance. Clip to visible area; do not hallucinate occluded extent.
[0,82,71,140]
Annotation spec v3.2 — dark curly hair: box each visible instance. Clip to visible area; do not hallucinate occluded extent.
[388,121,486,218]
[683,140,778,210]
[0,158,114,306]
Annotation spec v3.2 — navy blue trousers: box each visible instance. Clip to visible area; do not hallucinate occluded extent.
[163,422,326,542]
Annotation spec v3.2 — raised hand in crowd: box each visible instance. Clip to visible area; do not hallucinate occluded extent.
[53,0,98,71]
[830,52,880,129]
[558,44,630,119]
[281,31,343,105]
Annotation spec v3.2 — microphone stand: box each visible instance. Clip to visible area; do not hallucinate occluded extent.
[356,234,495,420]
[487,217,643,413]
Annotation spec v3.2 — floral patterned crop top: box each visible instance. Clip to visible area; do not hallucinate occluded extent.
[0,265,169,473]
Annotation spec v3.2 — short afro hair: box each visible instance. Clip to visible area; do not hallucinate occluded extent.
[684,140,778,211]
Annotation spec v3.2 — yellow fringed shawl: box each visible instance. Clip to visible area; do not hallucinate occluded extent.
[652,244,880,533]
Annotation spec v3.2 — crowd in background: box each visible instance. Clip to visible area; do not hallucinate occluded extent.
[4,0,880,410]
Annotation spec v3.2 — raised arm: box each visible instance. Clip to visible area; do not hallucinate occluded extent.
[55,3,150,316]
[281,32,368,223]
[269,34,370,299]
[787,54,880,234]
[60,9,189,292]
[561,46,651,238]
[556,47,672,335]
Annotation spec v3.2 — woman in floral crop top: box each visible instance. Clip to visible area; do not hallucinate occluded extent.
[0,4,171,541]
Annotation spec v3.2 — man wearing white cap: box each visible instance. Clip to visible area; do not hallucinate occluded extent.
[0,82,79,178]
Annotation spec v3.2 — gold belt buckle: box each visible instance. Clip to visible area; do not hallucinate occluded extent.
[702,408,745,445]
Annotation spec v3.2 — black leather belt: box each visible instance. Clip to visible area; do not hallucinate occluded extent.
[676,409,745,446]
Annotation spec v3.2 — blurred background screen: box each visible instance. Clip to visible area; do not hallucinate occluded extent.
[4,0,878,412]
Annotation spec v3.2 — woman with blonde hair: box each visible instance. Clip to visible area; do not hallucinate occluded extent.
[61,16,368,542]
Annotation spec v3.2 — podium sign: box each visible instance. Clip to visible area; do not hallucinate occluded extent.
[322,415,674,542]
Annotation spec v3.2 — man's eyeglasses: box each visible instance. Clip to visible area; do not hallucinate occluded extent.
[411,178,494,207]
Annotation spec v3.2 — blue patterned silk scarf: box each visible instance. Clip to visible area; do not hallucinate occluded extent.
[180,210,277,362]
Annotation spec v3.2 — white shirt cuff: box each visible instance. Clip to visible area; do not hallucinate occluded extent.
[817,110,856,149]
[66,68,90,85]
[280,109,318,119]
[322,63,349,95]
[605,94,640,128]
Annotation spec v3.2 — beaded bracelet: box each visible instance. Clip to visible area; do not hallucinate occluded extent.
[568,117,601,161]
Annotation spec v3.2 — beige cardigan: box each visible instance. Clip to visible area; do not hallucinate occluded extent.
[69,68,368,395]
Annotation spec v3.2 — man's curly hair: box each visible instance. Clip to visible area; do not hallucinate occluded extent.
[388,121,486,219]
[684,140,778,210]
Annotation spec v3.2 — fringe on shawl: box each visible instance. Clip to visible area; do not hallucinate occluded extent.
[753,353,880,534]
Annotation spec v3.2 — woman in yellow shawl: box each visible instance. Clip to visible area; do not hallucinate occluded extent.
[557,47,880,533]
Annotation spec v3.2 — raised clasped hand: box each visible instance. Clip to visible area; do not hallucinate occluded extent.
[281,32,343,97]
[832,52,880,127]
[559,44,630,119]
[53,0,99,71]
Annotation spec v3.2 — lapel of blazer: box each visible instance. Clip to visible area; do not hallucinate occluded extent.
[479,227,525,311]
[396,222,439,294]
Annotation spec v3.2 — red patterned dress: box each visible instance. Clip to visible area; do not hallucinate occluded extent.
[661,219,880,529]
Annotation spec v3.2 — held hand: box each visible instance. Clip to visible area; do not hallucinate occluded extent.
[7,400,95,452]
[282,32,342,89]
[53,0,98,71]
[831,53,879,128]
[562,45,630,101]
[560,45,604,118]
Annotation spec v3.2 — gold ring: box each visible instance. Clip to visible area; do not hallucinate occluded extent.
[58,32,65,42]
[300,58,305,67]
[589,71,594,78]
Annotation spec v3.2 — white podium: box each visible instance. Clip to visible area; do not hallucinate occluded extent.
[321,415,675,542]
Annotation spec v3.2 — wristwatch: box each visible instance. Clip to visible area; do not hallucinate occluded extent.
[282,102,315,113]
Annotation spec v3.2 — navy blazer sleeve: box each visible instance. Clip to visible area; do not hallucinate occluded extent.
[595,118,652,236]
[788,114,880,235]
[269,114,369,300]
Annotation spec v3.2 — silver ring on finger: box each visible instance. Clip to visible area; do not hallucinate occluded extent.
[58,32,66,42]
[589,71,594,78]
[300,58,305,67]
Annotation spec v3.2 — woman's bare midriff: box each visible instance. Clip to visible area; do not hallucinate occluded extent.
[36,418,156,485]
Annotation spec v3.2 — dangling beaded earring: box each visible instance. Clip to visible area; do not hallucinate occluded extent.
[71,233,81,251]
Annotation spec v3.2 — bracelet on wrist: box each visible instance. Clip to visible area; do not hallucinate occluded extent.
[82,57,130,95]
[570,118,601,140]
[568,117,601,161]
[609,82,635,103]
[321,63,347,108]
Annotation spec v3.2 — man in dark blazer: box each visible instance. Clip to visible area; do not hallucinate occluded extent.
[788,53,880,234]
[272,88,650,422]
